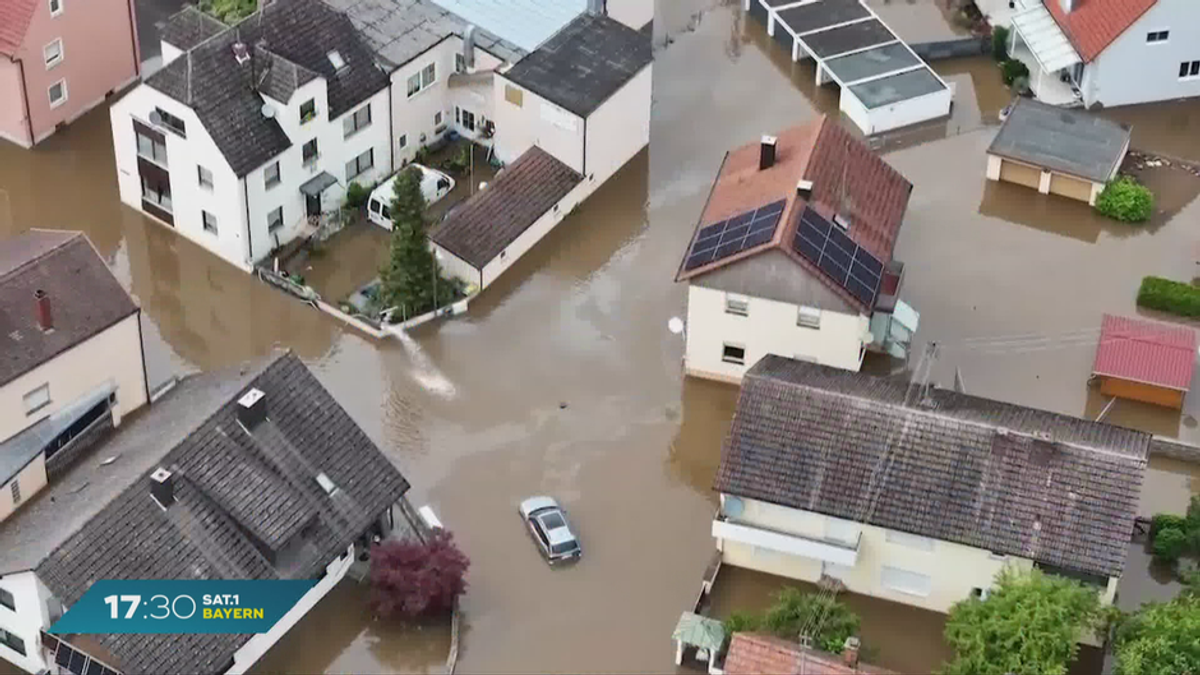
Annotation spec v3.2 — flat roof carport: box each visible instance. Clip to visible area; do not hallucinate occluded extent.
[825,43,918,83]
[850,68,945,109]
[796,18,895,58]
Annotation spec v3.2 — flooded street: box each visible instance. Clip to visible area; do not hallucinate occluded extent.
[3,0,1200,673]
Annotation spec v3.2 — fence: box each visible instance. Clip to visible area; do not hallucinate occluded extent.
[909,36,989,61]
[1149,436,1200,464]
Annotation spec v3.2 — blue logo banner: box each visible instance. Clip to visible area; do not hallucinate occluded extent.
[48,580,316,634]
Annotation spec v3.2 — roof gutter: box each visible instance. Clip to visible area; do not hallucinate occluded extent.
[242,177,254,267]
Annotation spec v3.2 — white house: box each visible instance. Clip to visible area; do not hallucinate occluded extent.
[675,116,918,385]
[0,351,417,675]
[109,0,393,271]
[712,356,1146,622]
[0,230,148,524]
[1008,0,1200,108]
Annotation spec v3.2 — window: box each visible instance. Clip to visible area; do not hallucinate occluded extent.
[141,175,172,212]
[407,72,421,97]
[327,50,346,72]
[202,210,217,234]
[198,165,213,190]
[458,107,476,132]
[48,79,67,108]
[264,161,280,189]
[407,62,437,97]
[822,561,854,581]
[9,480,19,506]
[0,587,14,611]
[44,38,63,68]
[455,53,466,73]
[434,111,443,126]
[505,84,523,107]
[300,98,316,124]
[797,305,821,328]
[49,0,61,16]
[23,383,50,414]
[342,103,371,138]
[136,129,168,166]
[970,587,990,600]
[886,529,935,551]
[398,134,407,149]
[268,206,283,232]
[880,566,932,597]
[345,148,373,180]
[0,628,24,657]
[302,138,318,164]
[722,344,746,365]
[1181,60,1200,79]
[725,293,749,316]
[154,107,186,137]
[1146,30,1169,43]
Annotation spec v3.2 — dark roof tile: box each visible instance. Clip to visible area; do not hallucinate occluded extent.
[159,6,227,51]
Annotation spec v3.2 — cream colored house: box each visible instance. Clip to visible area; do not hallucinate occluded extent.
[676,117,918,384]
[713,356,1147,622]
[0,230,147,523]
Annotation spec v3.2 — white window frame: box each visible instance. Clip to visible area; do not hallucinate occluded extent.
[797,305,821,328]
[345,148,373,180]
[342,103,371,138]
[407,62,437,98]
[302,138,319,165]
[10,480,21,506]
[1145,30,1169,44]
[135,129,167,167]
[398,134,407,149]
[264,161,281,189]
[721,343,746,365]
[1180,60,1200,80]
[198,165,213,190]
[455,53,466,73]
[0,585,15,611]
[880,565,932,598]
[23,383,51,415]
[268,206,284,232]
[202,210,218,235]
[47,79,67,108]
[44,38,63,68]
[49,0,62,17]
[886,529,935,552]
[725,293,749,316]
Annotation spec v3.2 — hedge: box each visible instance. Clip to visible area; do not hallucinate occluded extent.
[1137,276,1200,317]
[1001,59,1029,86]
[1095,176,1154,223]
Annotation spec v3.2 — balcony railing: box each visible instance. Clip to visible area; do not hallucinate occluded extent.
[712,513,861,567]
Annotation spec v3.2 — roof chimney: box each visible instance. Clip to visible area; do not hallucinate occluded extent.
[1059,0,1073,12]
[463,25,476,69]
[797,179,813,199]
[760,135,777,171]
[150,467,175,509]
[232,42,251,65]
[842,636,861,668]
[237,388,267,430]
[586,0,605,15]
[34,289,52,332]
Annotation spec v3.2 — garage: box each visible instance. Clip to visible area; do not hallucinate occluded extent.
[1092,314,1197,411]
[1048,173,1093,202]
[998,159,1041,189]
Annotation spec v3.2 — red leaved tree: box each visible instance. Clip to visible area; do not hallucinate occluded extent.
[369,530,469,619]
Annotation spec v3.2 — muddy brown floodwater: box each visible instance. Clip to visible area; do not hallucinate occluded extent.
[2,1,1200,674]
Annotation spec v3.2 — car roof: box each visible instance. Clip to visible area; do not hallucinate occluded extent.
[546,525,575,545]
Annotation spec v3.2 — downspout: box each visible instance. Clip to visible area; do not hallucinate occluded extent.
[136,309,151,405]
[125,0,141,76]
[387,77,395,171]
[14,57,34,146]
[242,177,254,268]
[581,115,587,179]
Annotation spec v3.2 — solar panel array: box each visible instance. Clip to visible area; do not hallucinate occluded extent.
[792,206,884,307]
[684,199,786,271]
[49,640,118,675]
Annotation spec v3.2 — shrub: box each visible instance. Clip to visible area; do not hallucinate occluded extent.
[1001,59,1029,86]
[198,0,256,24]
[1095,176,1154,223]
[992,26,1010,61]
[723,611,761,636]
[345,182,369,209]
[1151,513,1188,539]
[1137,276,1200,317]
[369,530,469,619]
[1152,527,1188,563]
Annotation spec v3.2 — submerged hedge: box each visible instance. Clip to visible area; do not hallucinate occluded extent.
[1138,276,1200,317]
[1095,176,1154,223]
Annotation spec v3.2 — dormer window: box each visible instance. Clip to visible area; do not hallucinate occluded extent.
[300,99,316,124]
[327,50,346,73]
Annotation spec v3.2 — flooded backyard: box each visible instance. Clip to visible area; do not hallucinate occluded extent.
[2,0,1200,673]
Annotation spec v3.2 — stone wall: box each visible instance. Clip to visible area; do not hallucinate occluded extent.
[910,37,989,61]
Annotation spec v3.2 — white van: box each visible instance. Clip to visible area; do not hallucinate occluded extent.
[366,164,456,229]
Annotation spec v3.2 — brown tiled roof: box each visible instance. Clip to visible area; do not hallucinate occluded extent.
[430,146,582,268]
[675,117,911,313]
[1045,0,1157,62]
[725,633,895,675]
[0,230,139,387]
[715,356,1149,578]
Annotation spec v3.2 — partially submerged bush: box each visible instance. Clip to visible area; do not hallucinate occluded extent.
[345,182,369,209]
[1152,527,1188,563]
[1137,276,1200,317]
[1095,176,1154,223]
[992,26,1010,61]
[1001,59,1029,86]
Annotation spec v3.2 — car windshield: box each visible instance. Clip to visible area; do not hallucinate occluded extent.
[539,512,566,530]
[551,541,577,555]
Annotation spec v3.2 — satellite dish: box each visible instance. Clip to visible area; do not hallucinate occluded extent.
[667,317,684,335]
[723,496,745,518]
[148,110,162,125]
[261,103,275,119]
[478,181,488,191]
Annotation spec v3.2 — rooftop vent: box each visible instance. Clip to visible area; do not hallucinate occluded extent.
[463,25,476,70]
[33,289,52,332]
[587,0,605,15]
[237,388,267,430]
[833,212,851,230]
[797,179,813,199]
[760,135,777,171]
[150,467,175,509]
[232,42,251,65]
[315,472,337,495]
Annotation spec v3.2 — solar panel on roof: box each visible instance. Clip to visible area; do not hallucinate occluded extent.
[85,660,106,675]
[68,648,87,675]
[683,199,787,271]
[790,206,885,307]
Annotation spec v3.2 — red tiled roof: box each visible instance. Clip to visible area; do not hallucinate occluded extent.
[1044,0,1157,62]
[724,633,896,675]
[674,116,912,312]
[0,0,37,55]
[1092,314,1197,391]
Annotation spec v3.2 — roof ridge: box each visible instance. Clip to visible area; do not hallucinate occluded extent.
[0,230,84,282]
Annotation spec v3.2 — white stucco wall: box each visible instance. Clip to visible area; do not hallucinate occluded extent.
[391,40,454,165]
[683,285,868,384]
[859,84,953,135]
[478,178,591,289]
[491,74,586,172]
[0,572,54,674]
[605,0,653,30]
[0,313,145,442]
[431,243,481,291]
[1082,0,1200,108]
[0,457,47,523]
[583,65,651,186]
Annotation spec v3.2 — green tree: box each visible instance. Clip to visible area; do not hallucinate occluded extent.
[378,167,456,320]
[198,0,256,24]
[1113,595,1200,675]
[720,587,860,655]
[1152,527,1189,563]
[940,568,1103,675]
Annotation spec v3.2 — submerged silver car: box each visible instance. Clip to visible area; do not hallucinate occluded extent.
[518,496,582,564]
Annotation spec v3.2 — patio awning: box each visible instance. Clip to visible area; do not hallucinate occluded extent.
[300,171,338,197]
[672,612,725,652]
[1011,4,1081,73]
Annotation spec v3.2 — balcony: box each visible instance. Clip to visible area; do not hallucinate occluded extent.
[712,514,860,567]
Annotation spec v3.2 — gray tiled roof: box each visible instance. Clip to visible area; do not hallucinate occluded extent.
[326,0,524,69]
[0,230,138,388]
[145,0,388,176]
[504,13,652,117]
[988,97,1132,183]
[159,5,226,51]
[430,146,581,268]
[16,351,410,675]
[715,356,1149,578]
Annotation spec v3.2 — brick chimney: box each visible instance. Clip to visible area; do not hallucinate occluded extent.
[34,289,52,331]
[760,135,777,170]
[237,388,267,430]
[842,636,861,669]
[150,467,175,509]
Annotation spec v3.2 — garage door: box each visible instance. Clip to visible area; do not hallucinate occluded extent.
[999,159,1042,189]
[1049,173,1093,202]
